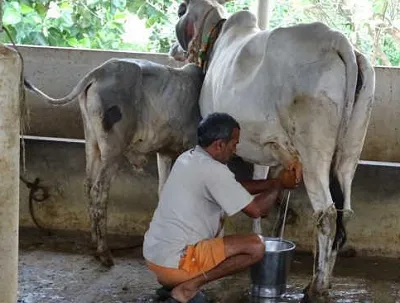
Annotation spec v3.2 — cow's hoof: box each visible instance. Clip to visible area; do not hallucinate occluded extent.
[301,292,331,303]
[301,294,330,303]
[95,250,114,267]
[302,283,310,294]
[342,209,354,223]
[301,284,330,303]
[339,246,357,258]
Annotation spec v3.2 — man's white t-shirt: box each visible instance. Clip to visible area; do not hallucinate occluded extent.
[143,146,253,268]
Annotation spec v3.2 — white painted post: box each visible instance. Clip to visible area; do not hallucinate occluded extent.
[256,0,271,30]
[0,45,22,303]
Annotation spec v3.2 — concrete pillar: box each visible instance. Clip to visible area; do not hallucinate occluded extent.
[0,45,22,303]
[257,0,271,30]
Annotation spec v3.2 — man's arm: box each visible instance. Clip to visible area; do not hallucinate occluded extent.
[238,168,300,195]
[241,182,282,218]
[238,179,281,195]
[239,168,301,218]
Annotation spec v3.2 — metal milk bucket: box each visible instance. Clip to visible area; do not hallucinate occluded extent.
[250,237,296,298]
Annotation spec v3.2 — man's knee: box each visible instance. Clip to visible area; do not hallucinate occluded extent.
[249,233,265,262]
[224,233,265,260]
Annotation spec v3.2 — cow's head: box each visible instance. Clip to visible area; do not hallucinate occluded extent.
[170,0,228,62]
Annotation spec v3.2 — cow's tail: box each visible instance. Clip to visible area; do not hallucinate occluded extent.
[331,41,376,250]
[24,63,103,106]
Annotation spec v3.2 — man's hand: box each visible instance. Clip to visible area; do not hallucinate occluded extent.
[277,168,302,189]
[242,181,282,218]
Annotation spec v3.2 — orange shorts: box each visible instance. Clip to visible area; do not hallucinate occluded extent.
[146,237,226,286]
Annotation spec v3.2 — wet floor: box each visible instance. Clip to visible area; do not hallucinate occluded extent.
[18,228,400,303]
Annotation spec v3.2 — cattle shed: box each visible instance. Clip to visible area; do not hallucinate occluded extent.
[1,1,400,301]
[12,44,400,303]
[17,44,400,253]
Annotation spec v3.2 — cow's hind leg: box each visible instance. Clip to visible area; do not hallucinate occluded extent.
[84,137,102,243]
[334,50,375,219]
[80,94,103,244]
[90,157,119,267]
[299,151,337,303]
[264,140,337,301]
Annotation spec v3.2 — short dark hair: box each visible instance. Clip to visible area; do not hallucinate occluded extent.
[197,113,240,148]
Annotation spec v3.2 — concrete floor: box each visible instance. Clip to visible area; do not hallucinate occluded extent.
[18,228,400,303]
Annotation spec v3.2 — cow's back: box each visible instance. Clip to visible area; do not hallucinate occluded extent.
[141,62,203,151]
[124,60,204,154]
[86,59,203,155]
[201,17,347,122]
[200,14,349,164]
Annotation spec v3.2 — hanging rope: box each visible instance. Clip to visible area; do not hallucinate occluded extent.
[20,176,51,235]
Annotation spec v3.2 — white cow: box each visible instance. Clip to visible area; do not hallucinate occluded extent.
[24,59,204,267]
[170,0,375,301]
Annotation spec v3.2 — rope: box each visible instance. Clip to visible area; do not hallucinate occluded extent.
[19,176,51,234]
[186,8,226,72]
[199,18,226,73]
[187,7,214,65]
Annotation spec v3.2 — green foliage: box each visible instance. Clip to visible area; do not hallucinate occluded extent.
[269,0,400,66]
[1,0,399,66]
[1,0,154,51]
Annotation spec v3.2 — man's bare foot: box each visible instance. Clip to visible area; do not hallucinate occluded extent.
[170,283,199,303]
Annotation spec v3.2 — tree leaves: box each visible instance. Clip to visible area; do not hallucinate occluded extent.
[270,0,400,66]
[0,0,255,54]
[3,2,22,25]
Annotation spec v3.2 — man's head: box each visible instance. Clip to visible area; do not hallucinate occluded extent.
[197,113,240,163]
